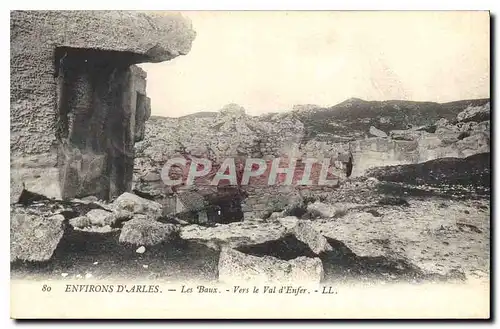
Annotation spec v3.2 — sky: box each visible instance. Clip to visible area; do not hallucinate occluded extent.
[139,11,490,117]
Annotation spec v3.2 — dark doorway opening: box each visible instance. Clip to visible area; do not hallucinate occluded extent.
[205,187,245,224]
[54,46,145,201]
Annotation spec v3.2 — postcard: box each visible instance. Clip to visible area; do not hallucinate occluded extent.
[10,10,490,319]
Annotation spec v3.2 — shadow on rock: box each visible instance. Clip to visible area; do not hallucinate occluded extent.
[319,237,451,283]
[235,234,317,260]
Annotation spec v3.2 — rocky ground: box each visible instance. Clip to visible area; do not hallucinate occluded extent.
[11,153,490,285]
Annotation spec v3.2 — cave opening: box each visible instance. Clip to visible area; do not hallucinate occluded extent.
[204,187,245,224]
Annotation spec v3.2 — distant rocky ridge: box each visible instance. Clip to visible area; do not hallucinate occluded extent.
[289,97,490,141]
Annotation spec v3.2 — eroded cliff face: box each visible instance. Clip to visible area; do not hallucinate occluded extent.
[133,101,490,210]
[10,10,196,202]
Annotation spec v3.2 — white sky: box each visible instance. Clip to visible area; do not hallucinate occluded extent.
[139,11,490,117]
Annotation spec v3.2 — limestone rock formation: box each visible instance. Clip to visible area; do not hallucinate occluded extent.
[11,208,66,262]
[218,248,324,284]
[10,10,196,201]
[135,103,305,171]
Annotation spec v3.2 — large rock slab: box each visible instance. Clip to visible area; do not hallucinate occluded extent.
[456,133,490,157]
[11,11,196,65]
[119,218,179,246]
[180,220,288,250]
[11,208,66,262]
[11,11,196,201]
[218,248,324,284]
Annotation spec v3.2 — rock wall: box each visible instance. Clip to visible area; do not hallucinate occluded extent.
[10,10,195,202]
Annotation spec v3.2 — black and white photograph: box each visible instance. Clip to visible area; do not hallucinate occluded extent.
[9,10,490,319]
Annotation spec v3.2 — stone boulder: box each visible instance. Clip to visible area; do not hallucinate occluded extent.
[268,211,284,220]
[69,216,91,229]
[456,133,490,157]
[435,118,450,127]
[119,218,179,246]
[111,209,135,228]
[369,126,388,138]
[277,216,300,229]
[86,209,115,227]
[11,209,66,262]
[113,192,163,220]
[282,193,308,217]
[218,248,324,284]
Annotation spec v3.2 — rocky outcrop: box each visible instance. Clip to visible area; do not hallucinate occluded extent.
[134,104,305,174]
[366,152,490,192]
[69,216,92,229]
[133,104,308,216]
[290,97,489,141]
[135,100,490,193]
[351,102,490,176]
[131,99,490,225]
[10,10,196,201]
[457,103,490,123]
